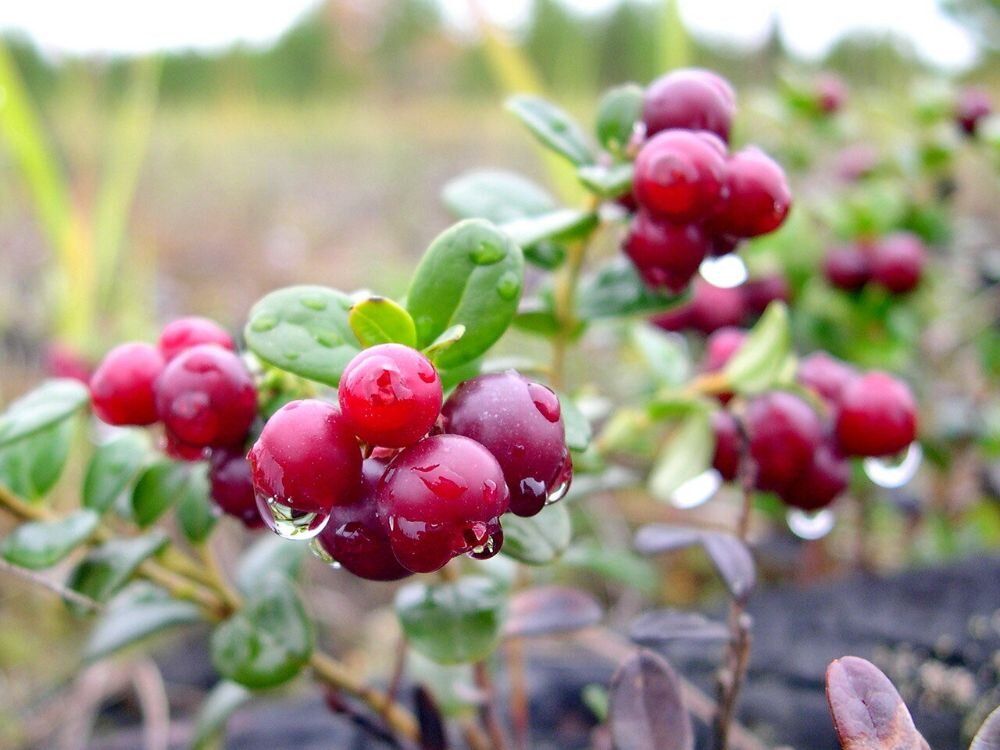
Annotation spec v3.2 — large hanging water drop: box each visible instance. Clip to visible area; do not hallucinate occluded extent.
[863,442,922,489]
[670,469,722,509]
[256,495,330,540]
[699,254,748,288]
[787,507,836,540]
[308,538,342,568]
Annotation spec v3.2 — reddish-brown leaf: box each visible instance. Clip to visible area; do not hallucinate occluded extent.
[629,609,730,645]
[503,585,602,638]
[700,531,756,602]
[608,649,693,750]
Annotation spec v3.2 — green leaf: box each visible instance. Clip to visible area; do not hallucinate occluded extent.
[211,573,313,689]
[501,209,598,249]
[595,83,644,156]
[131,460,200,528]
[85,583,203,661]
[577,259,688,320]
[649,408,714,502]
[506,95,595,166]
[561,542,659,597]
[423,324,467,363]
[559,395,592,452]
[523,242,567,270]
[442,170,556,223]
[501,503,572,565]
[83,430,149,514]
[513,308,561,338]
[191,680,253,750]
[67,532,169,613]
[0,417,75,500]
[630,324,691,387]
[396,576,507,664]
[0,379,89,448]
[175,464,217,544]
[348,296,417,348]
[577,163,634,198]
[245,285,360,387]
[0,509,99,569]
[406,220,524,369]
[235,535,306,595]
[722,302,794,395]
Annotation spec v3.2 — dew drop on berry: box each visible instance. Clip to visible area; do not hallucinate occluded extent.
[467,527,503,560]
[414,464,468,501]
[526,382,561,423]
[786,507,836,540]
[308,538,343,568]
[670,468,722,509]
[496,271,521,300]
[862,442,922,489]
[256,494,330,540]
[518,476,547,506]
[544,453,574,506]
[470,242,506,265]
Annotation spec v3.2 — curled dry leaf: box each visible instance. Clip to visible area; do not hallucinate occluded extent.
[608,649,693,750]
[503,585,602,639]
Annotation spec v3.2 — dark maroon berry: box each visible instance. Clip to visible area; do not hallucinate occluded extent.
[711,410,741,482]
[633,130,727,222]
[709,147,791,238]
[709,233,741,257]
[797,352,857,406]
[315,458,411,581]
[90,342,164,427]
[377,434,509,573]
[823,245,872,292]
[870,233,926,294]
[162,431,207,462]
[155,345,257,449]
[642,68,736,142]
[441,371,570,518]
[746,391,823,492]
[815,74,847,115]
[689,280,748,335]
[835,372,917,457]
[158,316,235,362]
[209,450,263,528]
[248,399,362,515]
[742,275,790,317]
[624,211,710,292]
[956,87,992,136]
[338,344,442,448]
[779,440,850,511]
[702,327,746,373]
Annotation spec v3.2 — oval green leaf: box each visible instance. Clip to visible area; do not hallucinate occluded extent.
[191,680,253,750]
[0,509,99,569]
[648,408,714,503]
[176,464,217,544]
[500,208,598,249]
[235,535,306,595]
[67,532,169,613]
[577,163,634,198]
[131,460,195,528]
[83,430,149,514]
[500,503,572,565]
[577,259,688,320]
[0,417,75,500]
[442,170,556,223]
[506,95,595,166]
[0,379,89,448]
[595,83,644,156]
[559,394,592,453]
[722,302,794,395]
[348,296,417,348]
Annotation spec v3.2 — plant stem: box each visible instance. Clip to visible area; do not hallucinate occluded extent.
[506,636,530,750]
[550,234,591,391]
[474,660,509,750]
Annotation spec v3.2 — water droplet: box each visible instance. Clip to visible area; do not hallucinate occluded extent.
[470,242,506,265]
[308,538,342,568]
[300,295,328,311]
[526,382,561,422]
[256,495,330,540]
[863,442,922,489]
[468,527,503,560]
[251,315,277,333]
[545,452,574,506]
[314,331,339,348]
[670,469,722,509]
[699,255,748,288]
[284,351,300,361]
[413,464,468,500]
[787,507,836,540]
[496,271,521,300]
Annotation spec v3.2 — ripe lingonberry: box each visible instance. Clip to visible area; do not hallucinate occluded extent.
[90,342,164,427]
[314,458,411,581]
[441,371,571,517]
[689,279,748,334]
[709,147,791,238]
[797,352,857,406]
[248,399,362,515]
[642,68,736,142]
[742,275,790,317]
[956,87,992,136]
[155,345,257,449]
[338,344,442,448]
[623,210,709,292]
[815,74,847,115]
[702,327,745,405]
[158,316,235,362]
[650,304,694,333]
[209,449,263,528]
[779,440,850,511]
[746,391,823,492]
[823,245,872,292]
[377,434,509,573]
[711,409,741,482]
[870,233,926,295]
[633,130,727,222]
[162,431,208,462]
[835,372,917,457]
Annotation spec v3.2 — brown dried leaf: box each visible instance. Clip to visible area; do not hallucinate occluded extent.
[608,649,693,750]
[503,585,602,638]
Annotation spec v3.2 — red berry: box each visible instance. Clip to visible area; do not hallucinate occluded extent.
[702,327,746,373]
[711,410,741,482]
[623,211,709,293]
[823,245,872,292]
[442,371,570,517]
[248,399,362,515]
[956,87,992,136]
[709,147,791,238]
[633,130,726,222]
[779,440,850,511]
[377,434,509,573]
[642,68,736,142]
[689,279,748,334]
[156,345,257,449]
[709,233,741,257]
[45,343,92,384]
[870,233,926,295]
[650,304,694,333]
[209,449,263,528]
[158,316,235,362]
[746,391,823,492]
[315,458,412,581]
[162,431,208,462]
[815,74,847,115]
[797,352,857,406]
[835,372,917,457]
[90,342,164,426]
[338,344,442,448]
[742,275,790,317]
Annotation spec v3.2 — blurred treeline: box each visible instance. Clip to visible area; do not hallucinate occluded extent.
[4,0,998,106]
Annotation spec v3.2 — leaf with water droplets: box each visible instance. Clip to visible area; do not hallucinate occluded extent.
[972,705,1000,750]
[628,609,730,646]
[633,524,702,556]
[500,502,572,565]
[349,296,417,348]
[0,379,89,449]
[504,585,602,638]
[608,650,693,750]
[244,285,360,386]
[506,95,595,166]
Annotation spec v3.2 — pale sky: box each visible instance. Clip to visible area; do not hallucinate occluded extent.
[0,0,979,70]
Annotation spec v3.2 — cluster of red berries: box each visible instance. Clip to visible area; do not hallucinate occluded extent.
[703,330,918,511]
[823,232,927,295]
[651,275,789,336]
[620,69,792,293]
[248,345,573,578]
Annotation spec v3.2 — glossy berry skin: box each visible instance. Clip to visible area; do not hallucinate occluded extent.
[642,68,736,142]
[90,343,164,427]
[711,410,741,482]
[956,88,992,136]
[624,211,710,292]
[779,440,850,511]
[835,372,917,458]
[155,345,257,449]
[338,344,442,448]
[209,450,263,528]
[315,458,411,581]
[745,391,823,493]
[248,399,362,514]
[158,316,235,362]
[377,434,509,573]
[634,130,727,222]
[689,280,748,335]
[870,233,926,294]
[441,371,570,517]
[709,148,791,238]
[797,352,857,406]
[742,275,790,317]
[823,245,872,292]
